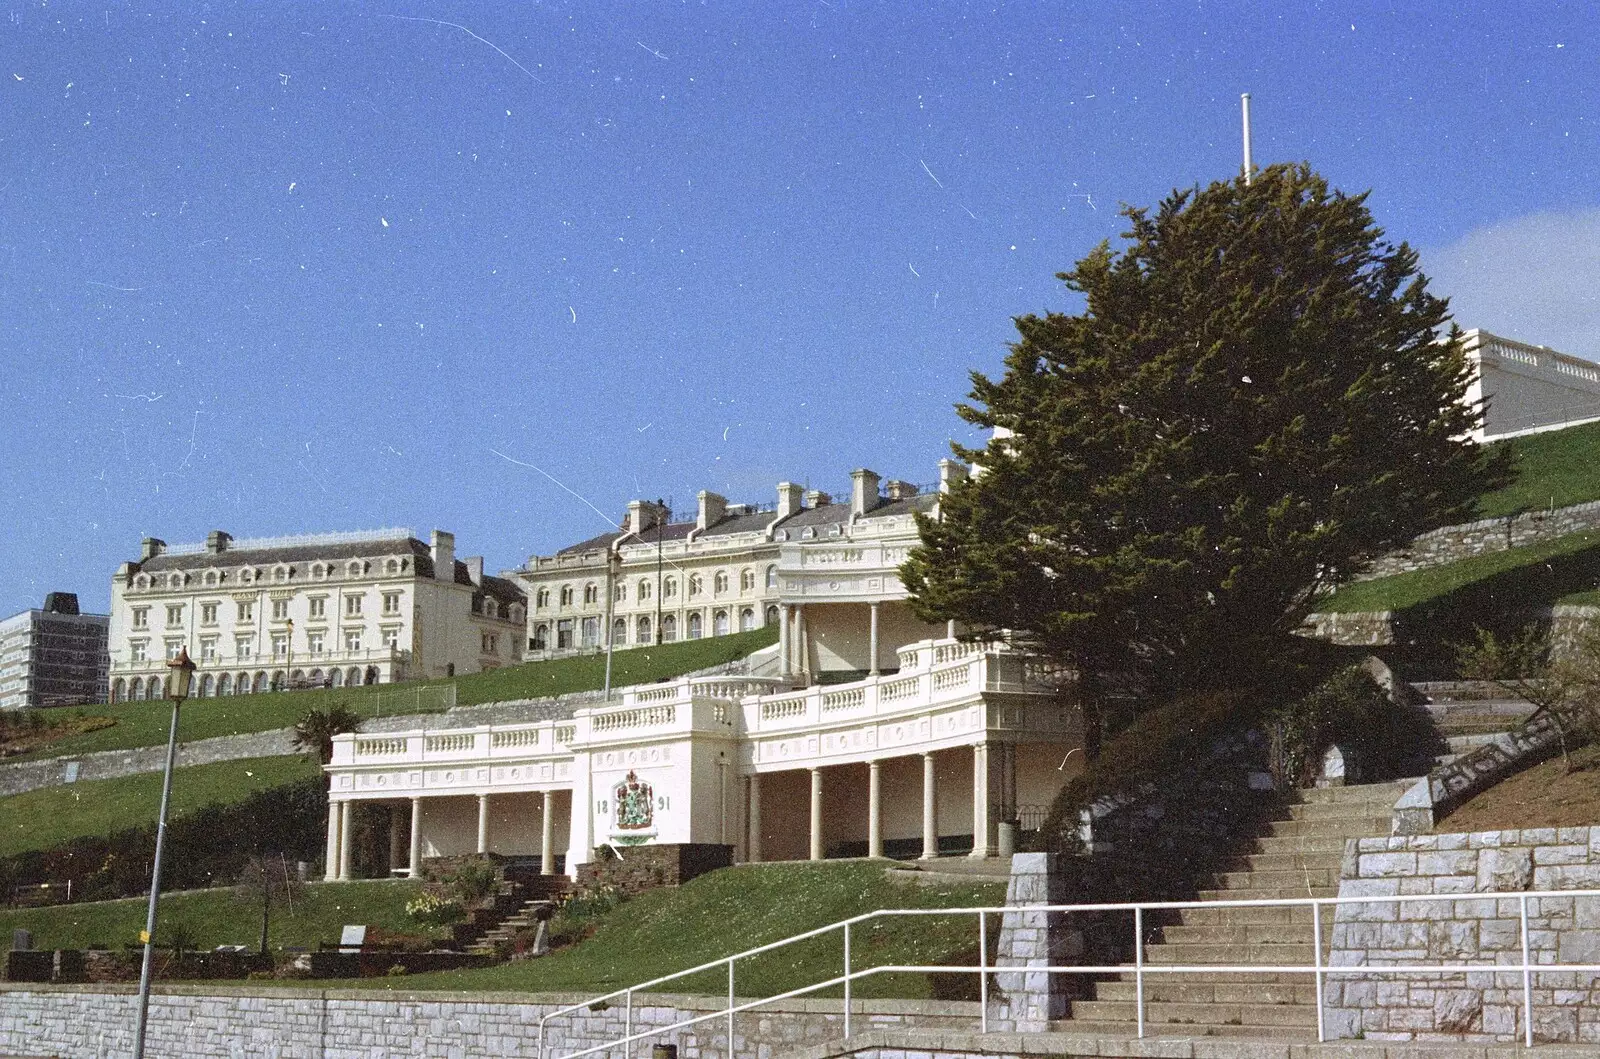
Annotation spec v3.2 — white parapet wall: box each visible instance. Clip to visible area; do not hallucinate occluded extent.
[1464,328,1600,441]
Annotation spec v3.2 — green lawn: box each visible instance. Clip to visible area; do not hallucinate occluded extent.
[353,861,1004,1000]
[19,627,776,762]
[1476,418,1600,519]
[1316,529,1600,614]
[0,755,320,858]
[0,879,422,952]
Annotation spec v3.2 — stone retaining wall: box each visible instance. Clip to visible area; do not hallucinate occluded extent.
[0,728,297,797]
[1356,501,1600,581]
[1391,711,1569,835]
[0,983,979,1059]
[1325,826,1600,1043]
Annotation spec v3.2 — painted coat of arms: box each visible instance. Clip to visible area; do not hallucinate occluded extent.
[614,770,654,833]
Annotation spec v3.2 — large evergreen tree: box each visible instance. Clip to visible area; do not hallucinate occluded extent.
[903,163,1507,704]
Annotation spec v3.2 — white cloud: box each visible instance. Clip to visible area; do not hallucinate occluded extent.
[1423,207,1600,359]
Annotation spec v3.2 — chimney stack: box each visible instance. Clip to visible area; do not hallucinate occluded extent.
[803,489,832,509]
[696,491,728,532]
[850,469,881,517]
[776,482,804,520]
[464,556,484,585]
[883,479,918,501]
[206,530,232,554]
[938,458,969,494]
[140,538,166,561]
[430,530,456,582]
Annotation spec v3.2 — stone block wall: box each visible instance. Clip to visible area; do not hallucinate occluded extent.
[0,983,979,1058]
[1355,500,1600,581]
[1391,711,1569,835]
[576,842,733,895]
[994,852,1080,1030]
[0,727,298,797]
[1325,826,1600,1043]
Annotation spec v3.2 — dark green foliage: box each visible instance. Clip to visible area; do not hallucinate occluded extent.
[1267,666,1443,786]
[904,163,1506,703]
[292,704,362,764]
[0,777,327,903]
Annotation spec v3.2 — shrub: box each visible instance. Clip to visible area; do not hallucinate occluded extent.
[1268,666,1443,786]
[404,890,465,927]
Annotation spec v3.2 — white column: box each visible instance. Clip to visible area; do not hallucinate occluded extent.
[566,752,594,878]
[748,773,763,863]
[778,605,791,677]
[795,605,807,678]
[718,761,728,845]
[337,800,354,881]
[946,619,956,640]
[540,789,556,875]
[867,760,883,859]
[476,794,490,855]
[808,767,824,861]
[921,752,938,860]
[408,796,423,878]
[388,806,405,872]
[868,602,881,676]
[970,742,994,859]
[324,801,341,881]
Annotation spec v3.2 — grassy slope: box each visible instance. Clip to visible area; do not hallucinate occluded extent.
[1438,742,1600,833]
[1317,529,1600,614]
[356,862,1003,999]
[0,755,319,857]
[18,626,776,762]
[1475,418,1600,519]
[0,879,422,952]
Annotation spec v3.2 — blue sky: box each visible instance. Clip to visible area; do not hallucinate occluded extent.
[2,2,1597,615]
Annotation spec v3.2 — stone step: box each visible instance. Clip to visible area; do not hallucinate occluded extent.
[1284,800,1401,822]
[1286,781,1415,804]
[1068,998,1320,1028]
[1143,942,1315,965]
[1197,886,1337,902]
[1094,980,1321,1005]
[1263,816,1391,838]
[1047,1019,1315,1040]
[1178,904,1318,926]
[1214,867,1339,890]
[1251,834,1349,855]
[1115,970,1317,984]
[1159,923,1328,946]
[1228,851,1343,873]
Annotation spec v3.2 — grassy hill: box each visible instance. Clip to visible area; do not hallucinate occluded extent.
[0,879,421,952]
[0,755,319,858]
[1476,418,1600,518]
[18,626,776,762]
[0,861,1004,1000]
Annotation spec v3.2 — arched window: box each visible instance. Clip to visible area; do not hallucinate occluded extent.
[765,565,778,589]
[688,575,703,598]
[312,563,326,579]
[330,668,343,688]
[583,583,598,605]
[274,565,289,582]
[204,571,218,587]
[765,604,779,627]
[713,571,729,595]
[385,559,399,575]
[688,613,703,640]
[741,569,755,592]
[112,678,126,703]
[364,666,379,685]
[129,677,144,700]
[637,579,652,601]
[253,672,268,694]
[713,610,729,636]
[740,607,755,632]
[170,573,185,589]
[347,560,364,578]
[611,617,627,646]
[532,624,549,650]
[537,588,551,608]
[637,615,652,644]
[560,584,574,606]
[135,575,149,590]
[217,673,232,697]
[199,673,214,698]
[663,578,677,599]
[509,604,524,624]
[347,667,362,687]
[662,615,678,642]
[238,672,252,695]
[271,671,286,692]
[484,599,498,619]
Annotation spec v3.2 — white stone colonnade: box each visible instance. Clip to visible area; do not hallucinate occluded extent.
[322,789,563,881]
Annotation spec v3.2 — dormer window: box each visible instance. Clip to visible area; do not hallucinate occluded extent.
[312,563,326,579]
[135,575,149,590]
[204,571,218,586]
[274,565,289,582]
[385,558,399,575]
[347,560,364,578]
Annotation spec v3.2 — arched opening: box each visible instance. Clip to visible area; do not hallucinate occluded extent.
[688,613,703,640]
[611,617,627,646]
[112,678,126,703]
[217,673,232,697]
[330,669,343,688]
[364,666,379,685]
[765,604,779,627]
[637,616,652,644]
[129,677,143,701]
[532,624,549,651]
[740,607,755,633]
[253,672,268,694]
[199,674,214,698]
[713,610,729,637]
[662,615,678,642]
[347,667,361,687]
[271,671,286,692]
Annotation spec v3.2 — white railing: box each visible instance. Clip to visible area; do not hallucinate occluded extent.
[353,737,406,757]
[592,703,676,733]
[537,887,1600,1058]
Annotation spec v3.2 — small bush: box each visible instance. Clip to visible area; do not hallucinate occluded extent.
[1268,666,1444,786]
[404,890,465,927]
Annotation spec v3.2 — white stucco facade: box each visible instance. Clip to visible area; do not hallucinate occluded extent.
[107,528,525,703]
[1463,328,1600,440]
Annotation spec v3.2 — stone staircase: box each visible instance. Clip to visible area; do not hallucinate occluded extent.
[1058,779,1414,1038]
[1408,680,1536,767]
[464,871,573,956]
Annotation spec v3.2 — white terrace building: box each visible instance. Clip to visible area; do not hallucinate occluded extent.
[325,461,1085,878]
[1465,328,1600,440]
[108,528,525,702]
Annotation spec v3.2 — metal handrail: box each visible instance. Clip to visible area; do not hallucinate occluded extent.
[536,887,1600,1058]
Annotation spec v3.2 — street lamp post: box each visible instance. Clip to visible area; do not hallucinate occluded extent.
[131,646,196,1059]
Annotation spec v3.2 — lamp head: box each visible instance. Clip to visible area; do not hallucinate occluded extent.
[167,646,197,702]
